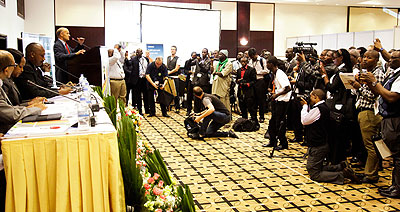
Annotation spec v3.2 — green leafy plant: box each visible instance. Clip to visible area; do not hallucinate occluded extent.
[177,185,195,212]
[92,86,105,99]
[118,115,146,211]
[104,95,117,127]
[145,150,173,186]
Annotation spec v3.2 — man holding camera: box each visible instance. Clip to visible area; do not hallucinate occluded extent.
[361,49,400,198]
[301,89,360,184]
[350,50,385,183]
[193,86,238,138]
[146,57,169,117]
[263,56,291,150]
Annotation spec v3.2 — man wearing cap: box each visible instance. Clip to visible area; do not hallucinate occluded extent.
[211,49,232,111]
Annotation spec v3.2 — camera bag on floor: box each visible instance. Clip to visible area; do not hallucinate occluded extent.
[233,118,260,132]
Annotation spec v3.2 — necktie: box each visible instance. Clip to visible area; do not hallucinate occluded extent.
[65,43,70,54]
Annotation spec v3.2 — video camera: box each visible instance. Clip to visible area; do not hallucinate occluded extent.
[293,42,318,61]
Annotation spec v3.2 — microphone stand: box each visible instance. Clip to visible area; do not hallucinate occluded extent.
[72,38,91,50]
[53,64,79,80]
[27,80,79,103]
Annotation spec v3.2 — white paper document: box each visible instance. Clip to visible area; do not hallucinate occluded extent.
[339,73,356,89]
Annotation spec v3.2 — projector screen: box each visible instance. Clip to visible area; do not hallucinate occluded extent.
[141,4,221,62]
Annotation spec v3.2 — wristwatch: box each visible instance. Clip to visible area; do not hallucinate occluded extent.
[380,48,384,52]
[371,81,378,87]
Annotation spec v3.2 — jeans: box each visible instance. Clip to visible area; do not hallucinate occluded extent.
[200,111,230,137]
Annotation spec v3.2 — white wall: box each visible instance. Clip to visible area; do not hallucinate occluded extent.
[0,0,25,48]
[274,4,347,57]
[55,0,104,27]
[211,1,236,30]
[24,0,54,37]
[250,3,273,31]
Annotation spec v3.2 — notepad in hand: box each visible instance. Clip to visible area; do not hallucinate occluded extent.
[22,113,62,123]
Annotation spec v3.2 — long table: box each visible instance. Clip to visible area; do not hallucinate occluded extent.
[1,94,125,212]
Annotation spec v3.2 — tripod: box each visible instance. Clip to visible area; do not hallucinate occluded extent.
[268,74,305,159]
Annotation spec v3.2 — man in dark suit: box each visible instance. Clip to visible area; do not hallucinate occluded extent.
[146,57,169,117]
[236,57,257,121]
[15,43,72,101]
[53,27,85,83]
[2,48,45,106]
[125,48,149,115]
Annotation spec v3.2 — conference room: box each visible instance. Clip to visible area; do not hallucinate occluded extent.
[1,0,400,211]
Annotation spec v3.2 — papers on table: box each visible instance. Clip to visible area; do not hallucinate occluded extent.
[339,73,356,89]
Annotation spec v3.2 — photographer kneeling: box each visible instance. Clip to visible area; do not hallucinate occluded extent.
[193,86,238,138]
[301,89,360,184]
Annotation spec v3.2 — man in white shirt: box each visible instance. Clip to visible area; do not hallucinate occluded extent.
[108,46,127,103]
[263,56,291,150]
[248,48,269,123]
[301,89,360,184]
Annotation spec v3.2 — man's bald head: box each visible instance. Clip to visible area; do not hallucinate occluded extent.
[193,86,204,98]
[56,27,70,41]
[155,57,163,68]
[0,50,14,69]
[0,50,15,79]
[25,43,45,67]
[311,89,326,101]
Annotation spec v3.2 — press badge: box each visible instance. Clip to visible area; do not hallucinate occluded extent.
[197,73,202,78]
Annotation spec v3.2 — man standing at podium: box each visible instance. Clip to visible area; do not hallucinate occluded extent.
[54,27,86,83]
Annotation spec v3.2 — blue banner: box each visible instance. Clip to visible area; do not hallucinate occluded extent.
[146,44,164,60]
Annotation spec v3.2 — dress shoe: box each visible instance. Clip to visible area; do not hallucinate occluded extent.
[147,114,156,117]
[264,131,270,139]
[378,185,396,193]
[275,145,288,150]
[361,176,379,184]
[339,161,348,170]
[228,130,239,138]
[300,142,308,146]
[259,118,265,123]
[379,188,400,198]
[162,114,170,118]
[342,167,361,184]
[262,142,275,147]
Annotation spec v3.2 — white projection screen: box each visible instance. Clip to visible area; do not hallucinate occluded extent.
[141,4,221,60]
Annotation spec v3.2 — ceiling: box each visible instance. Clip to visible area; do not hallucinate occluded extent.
[221,0,400,7]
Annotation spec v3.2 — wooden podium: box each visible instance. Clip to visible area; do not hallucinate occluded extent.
[67,46,102,86]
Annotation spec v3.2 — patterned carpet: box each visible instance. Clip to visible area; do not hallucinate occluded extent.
[140,108,400,212]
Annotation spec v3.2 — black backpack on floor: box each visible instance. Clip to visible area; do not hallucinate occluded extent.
[233,118,260,132]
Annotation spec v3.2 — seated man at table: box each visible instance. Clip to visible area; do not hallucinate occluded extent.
[2,48,46,106]
[193,86,238,138]
[14,43,72,101]
[0,50,46,134]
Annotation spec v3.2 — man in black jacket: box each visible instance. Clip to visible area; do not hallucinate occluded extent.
[236,57,257,121]
[15,43,72,101]
[125,48,149,114]
[53,27,85,83]
[302,89,359,184]
[186,49,212,116]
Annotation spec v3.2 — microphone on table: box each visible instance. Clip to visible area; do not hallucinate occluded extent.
[53,64,79,80]
[26,80,79,103]
[27,80,97,126]
[72,37,91,50]
[43,75,76,89]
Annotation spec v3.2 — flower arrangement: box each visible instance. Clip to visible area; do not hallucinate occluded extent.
[95,89,196,212]
[122,105,143,132]
[143,172,180,212]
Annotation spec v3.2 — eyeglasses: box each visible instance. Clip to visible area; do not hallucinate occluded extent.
[1,63,18,71]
